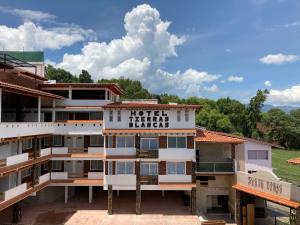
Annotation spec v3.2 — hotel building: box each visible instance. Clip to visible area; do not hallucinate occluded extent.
[0,51,300,225]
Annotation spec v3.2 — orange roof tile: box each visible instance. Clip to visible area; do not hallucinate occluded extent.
[287,157,300,165]
[233,184,300,208]
[103,102,201,110]
[195,129,244,144]
[103,128,196,135]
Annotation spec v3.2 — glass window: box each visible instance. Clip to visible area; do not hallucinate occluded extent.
[22,139,32,150]
[167,162,185,175]
[167,137,186,148]
[141,138,158,150]
[53,135,62,147]
[248,150,268,160]
[107,136,114,148]
[43,137,50,147]
[89,112,103,120]
[116,162,134,174]
[185,110,189,122]
[52,161,62,171]
[21,168,31,178]
[116,136,134,148]
[117,110,121,122]
[90,135,104,147]
[56,112,70,121]
[90,160,103,171]
[109,111,113,122]
[141,163,158,176]
[108,161,113,175]
[177,110,181,122]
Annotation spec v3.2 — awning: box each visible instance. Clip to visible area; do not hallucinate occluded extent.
[159,182,196,190]
[195,129,244,144]
[103,129,196,135]
[233,184,300,208]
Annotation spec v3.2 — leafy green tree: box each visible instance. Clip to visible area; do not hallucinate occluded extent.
[78,70,93,83]
[45,65,79,83]
[159,94,182,104]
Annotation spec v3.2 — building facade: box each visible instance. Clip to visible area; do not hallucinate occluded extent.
[0,52,300,224]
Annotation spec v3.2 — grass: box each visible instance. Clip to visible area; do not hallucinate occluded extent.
[272,148,300,184]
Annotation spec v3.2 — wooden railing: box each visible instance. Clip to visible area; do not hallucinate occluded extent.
[137,149,158,158]
[140,175,158,185]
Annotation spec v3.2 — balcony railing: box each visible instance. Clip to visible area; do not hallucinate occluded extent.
[137,149,158,158]
[195,161,234,173]
[140,175,158,185]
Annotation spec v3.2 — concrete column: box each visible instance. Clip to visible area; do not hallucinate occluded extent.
[68,86,72,99]
[190,187,196,214]
[0,88,2,122]
[117,190,119,197]
[296,208,300,225]
[108,185,113,215]
[65,186,68,204]
[38,96,41,122]
[12,202,22,223]
[89,186,93,203]
[52,100,56,122]
[236,190,241,225]
[136,161,141,215]
[162,190,165,197]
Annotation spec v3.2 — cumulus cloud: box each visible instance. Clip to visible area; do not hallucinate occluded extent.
[268,85,300,106]
[204,84,218,92]
[0,22,96,50]
[260,53,299,65]
[227,76,244,82]
[55,4,217,96]
[264,80,272,87]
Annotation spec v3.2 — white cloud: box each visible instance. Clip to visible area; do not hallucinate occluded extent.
[227,76,244,83]
[225,48,232,53]
[204,84,218,92]
[277,21,300,28]
[0,6,56,22]
[268,85,300,106]
[55,4,217,96]
[264,80,272,87]
[260,53,299,65]
[0,22,96,51]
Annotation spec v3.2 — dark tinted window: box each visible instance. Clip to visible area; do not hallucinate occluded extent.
[72,90,105,100]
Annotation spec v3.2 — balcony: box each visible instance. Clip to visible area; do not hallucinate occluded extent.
[104,175,136,188]
[51,147,104,159]
[53,121,103,135]
[137,149,158,158]
[50,172,103,186]
[159,175,192,183]
[159,148,195,161]
[195,161,235,174]
[105,147,136,158]
[0,122,54,139]
[140,175,158,185]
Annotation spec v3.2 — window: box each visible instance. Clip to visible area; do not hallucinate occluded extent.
[141,163,158,176]
[177,110,181,122]
[116,136,134,148]
[167,136,187,148]
[116,162,134,174]
[167,162,185,175]
[107,136,114,148]
[53,135,63,147]
[140,137,158,150]
[56,112,70,121]
[108,161,113,175]
[89,112,103,120]
[43,137,50,147]
[23,139,32,150]
[109,111,113,122]
[72,90,105,100]
[117,110,121,122]
[248,150,268,160]
[90,135,104,147]
[185,110,189,122]
[90,160,103,171]
[52,161,63,171]
[21,168,31,178]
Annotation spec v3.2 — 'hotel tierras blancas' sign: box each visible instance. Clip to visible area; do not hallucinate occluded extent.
[129,110,169,128]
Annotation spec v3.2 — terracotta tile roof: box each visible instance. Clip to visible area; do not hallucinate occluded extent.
[0,81,64,99]
[287,157,300,165]
[103,102,201,110]
[233,184,300,208]
[40,83,123,95]
[103,128,196,135]
[195,129,244,144]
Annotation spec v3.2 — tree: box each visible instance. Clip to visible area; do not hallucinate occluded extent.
[45,65,79,83]
[78,70,93,83]
[159,94,182,104]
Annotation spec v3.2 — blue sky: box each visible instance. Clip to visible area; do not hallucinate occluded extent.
[0,0,300,106]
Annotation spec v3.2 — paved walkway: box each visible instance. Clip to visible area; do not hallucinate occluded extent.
[0,189,201,225]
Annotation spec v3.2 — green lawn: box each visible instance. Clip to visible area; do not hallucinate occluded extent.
[272,148,300,184]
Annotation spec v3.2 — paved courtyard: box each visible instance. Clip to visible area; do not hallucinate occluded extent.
[0,189,201,225]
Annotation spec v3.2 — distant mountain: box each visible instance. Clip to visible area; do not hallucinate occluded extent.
[262,104,299,112]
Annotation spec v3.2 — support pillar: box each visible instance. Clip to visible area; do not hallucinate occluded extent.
[38,96,41,122]
[190,187,196,214]
[117,190,119,197]
[52,100,56,122]
[236,190,241,225]
[162,190,165,197]
[65,186,68,204]
[136,161,141,215]
[12,202,22,223]
[296,208,300,225]
[0,88,2,122]
[89,186,93,203]
[108,185,113,215]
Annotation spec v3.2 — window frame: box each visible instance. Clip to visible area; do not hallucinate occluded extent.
[185,110,189,122]
[117,110,121,122]
[140,137,159,150]
[52,161,63,171]
[248,150,269,160]
[116,136,135,148]
[177,110,181,122]
[109,110,113,122]
[116,161,135,175]
[140,163,158,176]
[167,136,187,148]
[22,139,33,150]
[90,135,104,147]
[21,168,32,178]
[90,160,103,171]
[53,135,63,147]
[166,162,185,175]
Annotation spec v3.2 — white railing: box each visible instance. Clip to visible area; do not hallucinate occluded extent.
[40,148,51,157]
[105,148,136,156]
[4,183,27,201]
[158,175,192,183]
[105,175,136,186]
[51,172,68,179]
[88,172,103,179]
[6,153,29,166]
[88,147,104,154]
[0,122,54,139]
[38,173,50,184]
[159,148,195,161]
[54,122,103,135]
[52,147,68,154]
